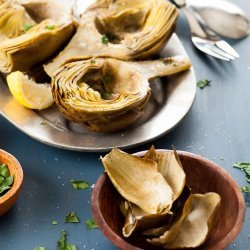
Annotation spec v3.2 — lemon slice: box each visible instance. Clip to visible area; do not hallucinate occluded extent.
[6,71,54,110]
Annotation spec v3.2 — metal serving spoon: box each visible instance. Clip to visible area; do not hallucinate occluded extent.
[187,0,250,39]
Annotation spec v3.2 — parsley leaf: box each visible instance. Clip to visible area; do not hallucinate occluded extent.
[52,220,58,225]
[86,217,99,230]
[241,186,250,193]
[71,180,89,190]
[0,163,14,196]
[23,24,33,32]
[33,247,47,250]
[57,230,77,250]
[234,162,250,183]
[46,25,56,30]
[0,163,10,177]
[65,212,79,223]
[101,35,109,45]
[197,79,211,89]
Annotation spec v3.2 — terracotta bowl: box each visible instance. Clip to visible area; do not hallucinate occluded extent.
[0,149,23,216]
[91,150,246,250]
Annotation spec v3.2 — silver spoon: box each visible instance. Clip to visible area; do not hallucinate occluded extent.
[187,0,250,39]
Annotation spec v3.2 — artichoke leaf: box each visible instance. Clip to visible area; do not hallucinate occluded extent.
[101,148,173,214]
[44,0,178,76]
[51,56,191,132]
[148,193,221,249]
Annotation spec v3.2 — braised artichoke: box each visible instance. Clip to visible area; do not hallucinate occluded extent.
[44,0,178,76]
[51,56,191,132]
[0,0,76,73]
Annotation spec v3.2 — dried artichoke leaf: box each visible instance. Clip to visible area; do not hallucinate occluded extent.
[101,148,173,214]
[44,0,178,76]
[148,193,221,249]
[121,201,173,238]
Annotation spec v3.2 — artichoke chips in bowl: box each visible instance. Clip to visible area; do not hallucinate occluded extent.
[92,147,246,249]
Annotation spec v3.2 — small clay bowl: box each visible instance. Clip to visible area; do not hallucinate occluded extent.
[91,150,246,250]
[0,149,23,216]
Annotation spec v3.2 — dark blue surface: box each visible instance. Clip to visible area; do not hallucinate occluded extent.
[1,1,250,249]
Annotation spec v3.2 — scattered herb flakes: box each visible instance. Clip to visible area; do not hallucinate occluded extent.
[0,163,14,196]
[197,79,211,89]
[101,35,109,45]
[33,247,47,250]
[65,212,79,223]
[71,180,89,190]
[57,230,78,250]
[233,162,250,183]
[52,220,59,225]
[46,25,56,30]
[241,186,250,193]
[90,59,96,64]
[86,217,99,230]
[23,23,33,32]
[40,121,48,126]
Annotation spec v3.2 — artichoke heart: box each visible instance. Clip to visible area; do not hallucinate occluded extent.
[101,148,173,214]
[44,0,178,76]
[148,193,221,249]
[0,0,76,73]
[51,56,191,132]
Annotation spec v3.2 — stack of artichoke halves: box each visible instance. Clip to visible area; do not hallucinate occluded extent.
[0,0,192,132]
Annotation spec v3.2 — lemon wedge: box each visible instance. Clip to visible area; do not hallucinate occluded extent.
[6,71,54,110]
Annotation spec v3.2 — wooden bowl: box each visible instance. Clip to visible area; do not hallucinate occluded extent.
[0,149,23,216]
[91,150,246,250]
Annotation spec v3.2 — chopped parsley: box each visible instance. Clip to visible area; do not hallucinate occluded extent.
[65,212,79,223]
[71,180,89,190]
[101,35,109,45]
[197,79,211,89]
[233,162,250,182]
[86,217,99,230]
[241,186,250,193]
[0,163,14,196]
[52,220,59,225]
[90,59,96,64]
[33,247,47,250]
[57,230,77,250]
[101,92,112,100]
[46,25,56,30]
[23,23,33,32]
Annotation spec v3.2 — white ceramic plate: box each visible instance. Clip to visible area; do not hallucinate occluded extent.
[0,33,196,152]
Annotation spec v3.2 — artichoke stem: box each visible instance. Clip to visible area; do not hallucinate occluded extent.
[135,55,192,80]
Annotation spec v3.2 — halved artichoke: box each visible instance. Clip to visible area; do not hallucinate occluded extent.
[51,56,191,132]
[148,193,221,249]
[44,0,178,76]
[0,0,76,73]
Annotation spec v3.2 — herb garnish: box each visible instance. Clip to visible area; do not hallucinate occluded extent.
[90,59,96,64]
[46,25,56,30]
[233,162,250,182]
[86,217,99,230]
[71,180,89,190]
[23,23,33,32]
[197,79,211,89]
[101,35,109,45]
[0,163,14,196]
[33,247,47,250]
[101,92,112,100]
[57,230,77,250]
[52,220,58,225]
[65,212,79,223]
[241,186,250,193]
